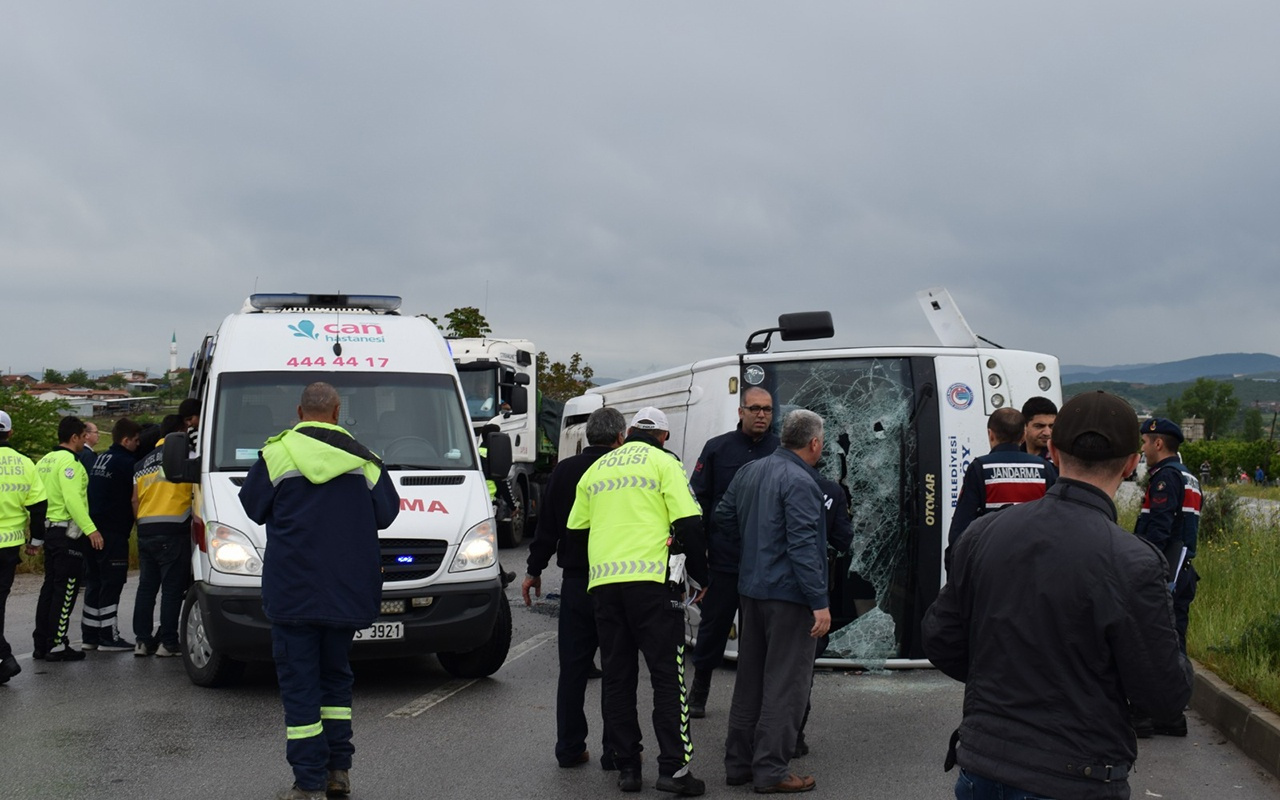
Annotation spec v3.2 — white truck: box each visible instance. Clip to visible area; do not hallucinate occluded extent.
[162,293,514,686]
[449,337,560,548]
[558,289,1062,668]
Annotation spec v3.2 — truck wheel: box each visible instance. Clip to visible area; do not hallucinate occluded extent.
[180,590,246,688]
[437,593,513,679]
[497,481,525,548]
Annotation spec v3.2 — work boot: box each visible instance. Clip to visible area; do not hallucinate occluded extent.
[0,654,20,682]
[656,772,706,796]
[325,769,351,797]
[618,768,643,792]
[1153,713,1188,737]
[276,786,325,800]
[689,669,711,719]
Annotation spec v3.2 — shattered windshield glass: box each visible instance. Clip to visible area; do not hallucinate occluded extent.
[750,357,917,664]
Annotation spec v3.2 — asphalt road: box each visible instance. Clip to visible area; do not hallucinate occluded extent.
[2,554,1278,800]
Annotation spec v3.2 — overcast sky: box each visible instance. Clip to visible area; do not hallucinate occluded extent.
[4,2,1278,381]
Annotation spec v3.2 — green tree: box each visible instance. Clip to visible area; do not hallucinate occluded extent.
[1160,396,1184,424]
[66,368,91,386]
[98,373,128,390]
[42,369,65,384]
[537,351,595,402]
[1243,407,1265,442]
[442,307,492,338]
[1179,378,1240,441]
[0,385,69,460]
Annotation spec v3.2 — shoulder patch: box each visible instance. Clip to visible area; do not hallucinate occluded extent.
[64,468,76,479]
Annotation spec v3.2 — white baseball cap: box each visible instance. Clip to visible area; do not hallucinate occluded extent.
[0,410,11,433]
[629,406,669,432]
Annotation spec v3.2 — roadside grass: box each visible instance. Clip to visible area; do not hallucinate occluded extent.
[1185,487,1280,714]
[1231,484,1280,503]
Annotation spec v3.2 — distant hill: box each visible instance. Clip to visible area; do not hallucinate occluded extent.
[1061,353,1280,385]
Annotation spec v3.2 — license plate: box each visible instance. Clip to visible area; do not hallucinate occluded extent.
[353,622,403,641]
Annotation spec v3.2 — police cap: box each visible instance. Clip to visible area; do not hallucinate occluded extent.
[1141,417,1185,445]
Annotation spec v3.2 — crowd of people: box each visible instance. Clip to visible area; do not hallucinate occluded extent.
[0,399,199,683]
[1,385,1208,799]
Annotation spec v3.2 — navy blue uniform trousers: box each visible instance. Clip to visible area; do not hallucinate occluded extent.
[271,623,357,791]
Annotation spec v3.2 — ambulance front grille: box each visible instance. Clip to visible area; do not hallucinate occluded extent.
[380,538,449,582]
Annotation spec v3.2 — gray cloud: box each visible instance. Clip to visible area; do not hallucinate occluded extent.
[4,2,1278,380]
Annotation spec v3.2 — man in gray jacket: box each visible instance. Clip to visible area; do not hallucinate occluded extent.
[716,409,830,794]
[923,391,1192,800]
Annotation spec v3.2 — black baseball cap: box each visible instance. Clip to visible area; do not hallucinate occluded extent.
[1051,391,1139,461]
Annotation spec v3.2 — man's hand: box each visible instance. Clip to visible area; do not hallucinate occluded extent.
[88,531,104,551]
[521,575,541,607]
[25,544,39,557]
[810,607,831,639]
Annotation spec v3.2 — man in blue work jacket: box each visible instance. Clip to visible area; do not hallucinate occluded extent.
[240,382,399,800]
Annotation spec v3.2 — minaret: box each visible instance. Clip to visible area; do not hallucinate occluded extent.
[169,332,178,375]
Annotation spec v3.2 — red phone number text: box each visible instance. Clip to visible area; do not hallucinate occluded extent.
[285,357,389,368]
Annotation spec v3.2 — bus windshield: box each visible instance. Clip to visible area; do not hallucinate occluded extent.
[746,356,917,662]
[210,371,475,471]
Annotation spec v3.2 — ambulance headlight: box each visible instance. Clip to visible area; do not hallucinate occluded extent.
[451,519,497,573]
[208,523,263,576]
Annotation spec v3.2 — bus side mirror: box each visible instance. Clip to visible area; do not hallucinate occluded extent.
[483,431,513,480]
[161,432,201,483]
[779,311,834,341]
[507,385,529,416]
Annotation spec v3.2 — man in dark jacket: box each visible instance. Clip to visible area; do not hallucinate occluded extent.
[687,387,779,718]
[82,417,141,651]
[717,409,830,794]
[923,391,1192,800]
[239,383,399,800]
[521,406,626,769]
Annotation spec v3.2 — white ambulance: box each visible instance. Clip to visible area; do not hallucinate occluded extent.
[162,293,513,687]
[559,289,1062,668]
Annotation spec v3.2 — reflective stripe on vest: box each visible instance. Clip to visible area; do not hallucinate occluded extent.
[0,529,24,548]
[589,559,667,582]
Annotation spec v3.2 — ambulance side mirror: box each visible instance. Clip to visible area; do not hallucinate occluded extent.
[161,432,201,483]
[483,431,513,481]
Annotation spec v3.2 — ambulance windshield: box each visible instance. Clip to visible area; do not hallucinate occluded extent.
[747,356,917,664]
[211,371,475,471]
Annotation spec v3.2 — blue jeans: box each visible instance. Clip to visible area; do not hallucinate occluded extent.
[132,535,191,648]
[955,769,1055,800]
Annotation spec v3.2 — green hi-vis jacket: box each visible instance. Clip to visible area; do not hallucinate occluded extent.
[567,438,700,591]
[36,446,96,536]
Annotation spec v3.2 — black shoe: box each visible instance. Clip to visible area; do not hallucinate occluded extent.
[45,648,87,662]
[558,750,590,768]
[689,669,711,719]
[501,570,516,587]
[0,655,20,682]
[32,649,46,661]
[588,662,603,679]
[656,773,705,796]
[618,769,643,792]
[726,774,751,787]
[1153,714,1188,737]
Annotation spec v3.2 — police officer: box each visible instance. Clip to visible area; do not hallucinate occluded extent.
[567,407,709,796]
[1133,417,1201,738]
[32,416,104,662]
[0,410,48,683]
[687,387,779,718]
[945,407,1056,574]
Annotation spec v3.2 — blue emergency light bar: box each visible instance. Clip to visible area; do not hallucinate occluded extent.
[248,293,402,313]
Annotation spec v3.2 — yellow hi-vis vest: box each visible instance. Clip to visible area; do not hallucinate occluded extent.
[567,440,701,591]
[0,445,46,548]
